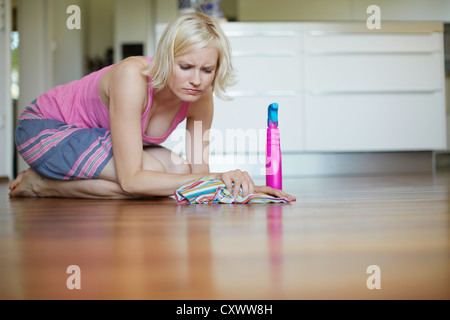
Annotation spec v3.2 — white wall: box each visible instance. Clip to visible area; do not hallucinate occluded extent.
[17,0,51,113]
[114,0,152,62]
[17,0,48,173]
[18,0,85,95]
[16,0,86,173]
[48,0,86,86]
[352,0,450,22]
[237,0,352,21]
[155,0,177,24]
[236,0,450,22]
[86,0,113,60]
[113,0,178,63]
[446,76,450,146]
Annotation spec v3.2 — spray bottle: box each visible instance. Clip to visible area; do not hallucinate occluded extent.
[266,103,282,190]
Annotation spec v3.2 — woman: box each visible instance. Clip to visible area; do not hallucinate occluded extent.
[9,12,296,202]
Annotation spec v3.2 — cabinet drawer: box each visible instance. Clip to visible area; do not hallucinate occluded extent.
[305,32,442,53]
[231,56,302,92]
[304,93,446,151]
[305,53,442,92]
[228,34,302,53]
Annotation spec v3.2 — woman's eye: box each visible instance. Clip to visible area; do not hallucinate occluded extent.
[203,69,212,73]
[179,65,190,70]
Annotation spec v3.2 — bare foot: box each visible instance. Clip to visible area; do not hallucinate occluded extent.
[9,168,42,197]
[9,170,25,191]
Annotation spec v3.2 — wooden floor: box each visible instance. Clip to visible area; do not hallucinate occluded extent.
[0,170,449,300]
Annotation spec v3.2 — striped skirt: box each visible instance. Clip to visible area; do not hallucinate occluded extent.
[15,100,113,180]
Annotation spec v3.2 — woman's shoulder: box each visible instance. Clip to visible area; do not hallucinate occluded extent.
[101,56,150,99]
[104,56,151,86]
[114,56,150,72]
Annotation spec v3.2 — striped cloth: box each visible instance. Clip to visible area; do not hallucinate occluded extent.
[174,177,290,204]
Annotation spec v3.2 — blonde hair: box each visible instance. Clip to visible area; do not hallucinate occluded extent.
[144,12,236,100]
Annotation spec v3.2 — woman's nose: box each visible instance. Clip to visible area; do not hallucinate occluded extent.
[190,71,201,86]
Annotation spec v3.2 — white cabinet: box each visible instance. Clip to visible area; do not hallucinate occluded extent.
[156,22,447,161]
[305,93,445,151]
[217,22,447,153]
[212,24,304,153]
[303,29,446,151]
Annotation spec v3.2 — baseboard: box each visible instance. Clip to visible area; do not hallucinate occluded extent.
[209,151,435,177]
[435,151,450,168]
[8,151,440,180]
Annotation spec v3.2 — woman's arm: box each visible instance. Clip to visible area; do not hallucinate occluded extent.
[107,59,215,196]
[107,59,295,200]
[184,88,296,201]
[185,87,214,174]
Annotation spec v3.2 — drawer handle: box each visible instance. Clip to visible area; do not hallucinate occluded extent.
[228,91,298,97]
[307,51,439,56]
[308,90,440,95]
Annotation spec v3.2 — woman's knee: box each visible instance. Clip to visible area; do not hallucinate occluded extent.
[167,155,192,174]
[143,147,191,174]
[142,151,168,173]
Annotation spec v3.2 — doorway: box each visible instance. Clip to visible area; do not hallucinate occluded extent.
[0,0,13,181]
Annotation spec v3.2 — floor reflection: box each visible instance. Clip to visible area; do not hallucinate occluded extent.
[266,204,284,289]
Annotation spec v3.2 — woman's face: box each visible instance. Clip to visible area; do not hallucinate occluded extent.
[169,46,219,102]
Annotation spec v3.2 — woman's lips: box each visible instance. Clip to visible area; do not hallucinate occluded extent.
[184,88,201,95]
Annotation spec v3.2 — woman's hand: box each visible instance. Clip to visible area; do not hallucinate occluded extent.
[254,185,296,202]
[220,169,255,199]
[212,170,296,202]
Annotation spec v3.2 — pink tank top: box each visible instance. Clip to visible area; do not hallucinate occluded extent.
[36,57,190,145]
